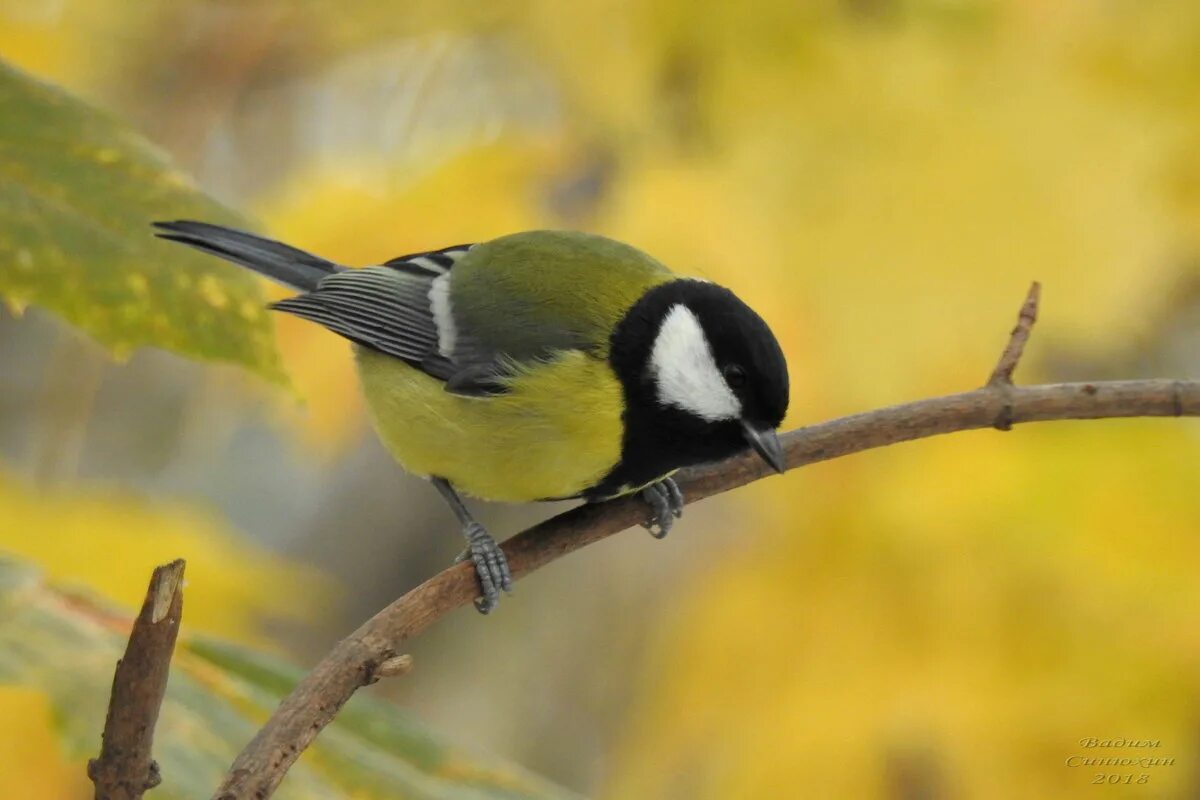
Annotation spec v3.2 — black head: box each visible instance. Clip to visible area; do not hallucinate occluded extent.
[596,279,790,498]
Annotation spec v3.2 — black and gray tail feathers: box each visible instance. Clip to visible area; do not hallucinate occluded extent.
[153,220,341,291]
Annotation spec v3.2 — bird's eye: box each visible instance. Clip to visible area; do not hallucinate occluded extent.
[723,364,747,388]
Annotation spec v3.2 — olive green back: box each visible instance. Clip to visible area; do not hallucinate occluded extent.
[451,230,675,361]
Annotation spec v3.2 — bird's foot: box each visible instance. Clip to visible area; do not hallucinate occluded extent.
[454,522,512,614]
[640,477,685,539]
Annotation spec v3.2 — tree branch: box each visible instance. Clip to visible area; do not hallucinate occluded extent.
[90,559,186,800]
[211,288,1200,800]
[986,281,1041,431]
[988,281,1041,387]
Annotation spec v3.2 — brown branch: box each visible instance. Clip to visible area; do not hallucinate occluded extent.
[988,281,1041,387]
[214,378,1200,799]
[985,281,1041,431]
[212,288,1200,800]
[89,559,185,800]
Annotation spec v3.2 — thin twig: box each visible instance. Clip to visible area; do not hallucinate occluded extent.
[985,281,1041,430]
[212,287,1200,800]
[89,559,186,800]
[988,281,1041,387]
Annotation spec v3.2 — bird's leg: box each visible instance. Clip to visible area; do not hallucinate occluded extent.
[640,477,685,539]
[432,477,512,614]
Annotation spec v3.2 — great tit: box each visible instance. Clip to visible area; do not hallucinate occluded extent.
[154,222,789,612]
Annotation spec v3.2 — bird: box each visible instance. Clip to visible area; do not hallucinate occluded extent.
[154,222,790,613]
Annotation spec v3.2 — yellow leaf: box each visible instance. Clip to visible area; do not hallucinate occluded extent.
[0,687,88,800]
[0,470,331,645]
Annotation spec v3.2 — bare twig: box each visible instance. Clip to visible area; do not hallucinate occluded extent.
[212,289,1200,800]
[988,281,1041,387]
[985,281,1041,430]
[89,559,185,800]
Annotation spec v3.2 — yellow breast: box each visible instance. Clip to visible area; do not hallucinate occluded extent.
[354,347,625,502]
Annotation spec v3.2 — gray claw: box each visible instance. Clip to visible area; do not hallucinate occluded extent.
[641,478,685,539]
[462,522,512,614]
[663,477,684,518]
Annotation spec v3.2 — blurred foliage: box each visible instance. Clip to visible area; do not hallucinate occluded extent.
[610,424,1200,798]
[0,556,578,800]
[0,59,284,382]
[0,469,330,643]
[1,1,1200,799]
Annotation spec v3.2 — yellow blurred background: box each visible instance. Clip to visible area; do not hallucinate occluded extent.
[2,0,1200,797]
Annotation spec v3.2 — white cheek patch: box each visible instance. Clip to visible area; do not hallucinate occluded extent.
[428,272,457,358]
[649,305,742,422]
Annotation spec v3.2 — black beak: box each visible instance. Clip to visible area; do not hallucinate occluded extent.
[741,421,786,474]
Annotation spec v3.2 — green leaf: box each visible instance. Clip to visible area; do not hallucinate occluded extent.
[189,639,578,799]
[0,557,579,800]
[0,59,285,382]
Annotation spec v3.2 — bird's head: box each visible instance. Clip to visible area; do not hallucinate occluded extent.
[610,279,790,476]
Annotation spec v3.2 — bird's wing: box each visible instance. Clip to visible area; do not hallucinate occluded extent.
[271,244,541,395]
[272,232,673,396]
